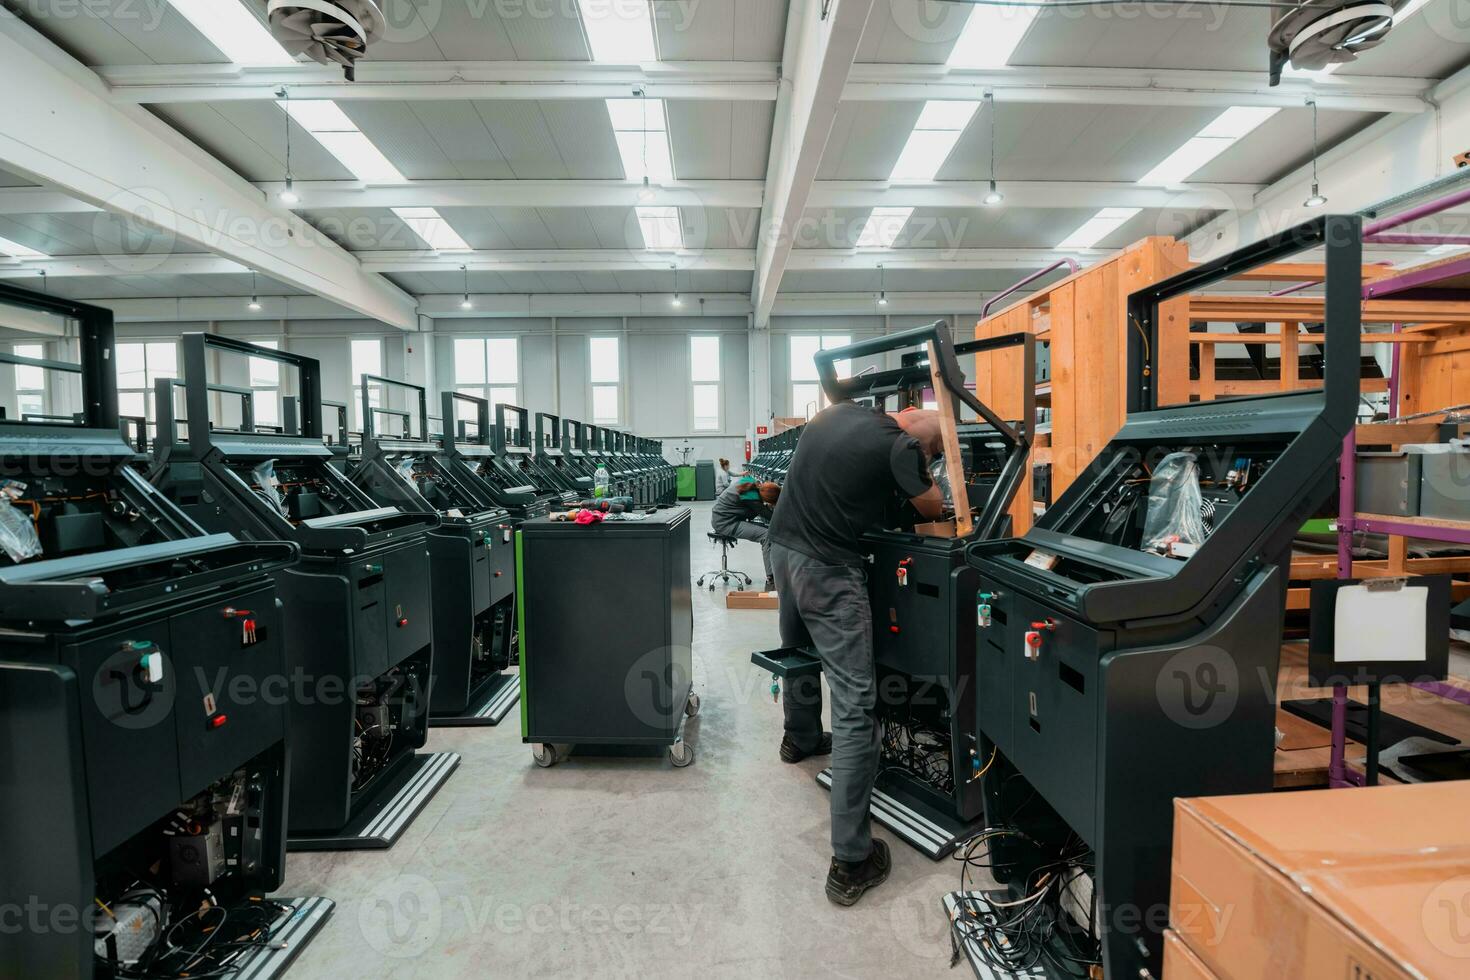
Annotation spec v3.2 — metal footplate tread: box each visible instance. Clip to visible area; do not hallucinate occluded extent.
[288,752,460,851]
[431,672,521,727]
[815,767,979,861]
[231,896,335,980]
[942,892,1058,980]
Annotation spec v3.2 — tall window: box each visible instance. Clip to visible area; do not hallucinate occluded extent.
[12,343,46,419]
[115,341,177,434]
[690,335,720,431]
[589,336,621,424]
[248,340,281,428]
[453,337,520,409]
[350,338,383,431]
[789,334,850,418]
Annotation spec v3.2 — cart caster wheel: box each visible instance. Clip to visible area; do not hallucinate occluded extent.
[708,584,715,591]
[685,693,701,718]
[696,576,704,586]
[668,740,695,768]
[737,585,745,592]
[532,743,557,768]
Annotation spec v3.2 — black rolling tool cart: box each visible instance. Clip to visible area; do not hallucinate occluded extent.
[349,377,520,727]
[950,216,1362,980]
[517,507,698,768]
[0,285,331,980]
[753,322,1035,860]
[149,335,458,851]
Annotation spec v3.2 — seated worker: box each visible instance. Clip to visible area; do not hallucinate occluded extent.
[710,472,781,591]
[767,404,943,907]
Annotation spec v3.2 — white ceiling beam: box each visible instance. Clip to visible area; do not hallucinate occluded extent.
[84,292,1001,322]
[258,179,766,210]
[248,178,1259,212]
[98,61,780,103]
[358,249,756,274]
[0,8,419,329]
[0,187,100,214]
[0,254,244,278]
[96,60,1432,114]
[752,0,876,329]
[843,65,1432,114]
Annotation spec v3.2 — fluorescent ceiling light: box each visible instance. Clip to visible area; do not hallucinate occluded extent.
[392,207,471,252]
[167,0,297,66]
[278,99,406,183]
[856,207,915,249]
[578,0,657,62]
[1137,106,1278,185]
[0,235,45,258]
[636,206,683,249]
[947,3,1039,67]
[607,98,674,182]
[1427,244,1467,256]
[1057,208,1141,250]
[889,101,979,182]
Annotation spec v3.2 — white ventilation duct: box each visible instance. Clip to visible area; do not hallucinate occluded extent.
[1268,0,1399,83]
[267,0,386,81]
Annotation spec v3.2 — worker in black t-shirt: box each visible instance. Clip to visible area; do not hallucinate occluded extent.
[766,403,944,906]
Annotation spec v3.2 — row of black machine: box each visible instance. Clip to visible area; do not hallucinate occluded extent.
[754,216,1363,979]
[0,288,676,979]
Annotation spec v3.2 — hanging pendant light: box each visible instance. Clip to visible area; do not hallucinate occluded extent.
[1303,99,1328,208]
[278,88,299,205]
[671,264,682,307]
[877,263,888,306]
[459,263,472,309]
[248,270,262,311]
[983,91,1004,206]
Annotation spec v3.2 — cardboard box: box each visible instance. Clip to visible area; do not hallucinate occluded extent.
[726,591,779,610]
[1171,782,1470,980]
[1163,928,1217,980]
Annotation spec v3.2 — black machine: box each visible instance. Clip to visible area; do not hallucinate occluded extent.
[490,403,576,509]
[0,284,332,979]
[148,335,458,851]
[748,424,804,481]
[441,391,549,519]
[756,321,1036,859]
[349,376,521,727]
[529,411,594,498]
[954,216,1362,979]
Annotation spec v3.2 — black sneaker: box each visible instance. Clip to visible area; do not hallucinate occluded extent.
[764,577,776,593]
[826,839,891,906]
[779,732,832,763]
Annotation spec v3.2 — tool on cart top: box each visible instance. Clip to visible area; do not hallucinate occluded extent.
[0,284,297,622]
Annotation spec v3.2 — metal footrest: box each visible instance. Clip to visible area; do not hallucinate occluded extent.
[942,891,1060,980]
[815,768,981,860]
[231,896,335,980]
[289,751,460,851]
[431,672,520,727]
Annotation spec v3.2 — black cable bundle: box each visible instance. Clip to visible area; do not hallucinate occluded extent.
[108,896,296,979]
[878,716,954,797]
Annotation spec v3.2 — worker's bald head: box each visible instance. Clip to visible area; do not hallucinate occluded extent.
[890,408,943,457]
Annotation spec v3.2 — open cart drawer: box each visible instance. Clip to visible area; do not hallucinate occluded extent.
[751,646,823,678]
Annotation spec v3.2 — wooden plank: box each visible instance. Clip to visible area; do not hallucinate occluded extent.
[1197,344,1216,401]
[1354,421,1442,446]
[1230,262,1395,282]
[1189,296,1470,322]
[1280,322,1299,391]
[1200,378,1387,396]
[1188,332,1433,344]
[1290,553,1470,580]
[1358,512,1470,533]
[1388,534,1409,575]
[1049,281,1078,494]
[928,340,972,538]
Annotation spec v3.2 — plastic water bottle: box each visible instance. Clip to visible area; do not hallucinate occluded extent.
[594,465,610,499]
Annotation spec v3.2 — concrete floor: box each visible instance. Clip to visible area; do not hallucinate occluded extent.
[278,501,959,979]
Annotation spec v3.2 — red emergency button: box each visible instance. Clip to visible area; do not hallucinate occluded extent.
[890,625,900,634]
[397,617,410,627]
[208,713,228,729]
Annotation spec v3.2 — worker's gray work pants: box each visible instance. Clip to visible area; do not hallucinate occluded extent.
[713,517,772,581]
[770,541,878,863]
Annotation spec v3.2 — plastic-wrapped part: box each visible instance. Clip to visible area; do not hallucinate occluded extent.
[0,481,42,563]
[1141,452,1207,557]
[928,457,954,511]
[253,460,287,518]
[395,457,418,486]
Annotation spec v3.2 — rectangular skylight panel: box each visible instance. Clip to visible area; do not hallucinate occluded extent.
[168,0,297,66]
[916,100,980,131]
[605,98,667,132]
[615,131,674,182]
[279,99,357,133]
[1057,208,1141,250]
[636,206,683,249]
[0,235,45,258]
[890,130,964,183]
[855,207,914,249]
[313,131,406,183]
[391,208,470,252]
[578,0,658,62]
[946,4,1039,68]
[1138,106,1277,185]
[1198,106,1279,139]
